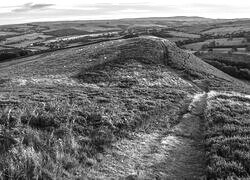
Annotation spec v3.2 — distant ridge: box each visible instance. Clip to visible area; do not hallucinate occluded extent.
[1,16,250,26]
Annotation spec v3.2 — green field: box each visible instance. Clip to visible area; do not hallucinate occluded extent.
[183,38,246,51]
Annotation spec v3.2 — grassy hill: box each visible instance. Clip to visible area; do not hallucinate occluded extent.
[0,36,249,179]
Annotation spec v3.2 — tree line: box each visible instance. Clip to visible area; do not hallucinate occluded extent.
[199,53,250,80]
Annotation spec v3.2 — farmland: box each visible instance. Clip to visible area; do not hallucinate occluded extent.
[0,16,248,60]
[183,38,246,51]
[202,26,250,36]
[0,17,250,64]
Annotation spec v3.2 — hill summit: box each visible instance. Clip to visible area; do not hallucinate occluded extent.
[77,36,250,93]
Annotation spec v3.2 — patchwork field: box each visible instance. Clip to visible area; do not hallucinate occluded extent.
[202,26,250,36]
[183,38,246,51]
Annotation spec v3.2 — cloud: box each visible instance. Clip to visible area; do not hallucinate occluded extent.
[0,1,249,25]
[87,3,153,12]
[74,3,178,15]
[12,3,54,12]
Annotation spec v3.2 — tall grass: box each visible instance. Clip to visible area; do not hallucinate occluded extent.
[0,99,118,179]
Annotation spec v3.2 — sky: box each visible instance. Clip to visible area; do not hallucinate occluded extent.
[0,0,250,25]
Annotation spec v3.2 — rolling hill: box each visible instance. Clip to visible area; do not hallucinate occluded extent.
[0,36,250,179]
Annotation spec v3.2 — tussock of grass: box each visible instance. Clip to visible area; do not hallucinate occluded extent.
[0,98,120,179]
[204,92,250,179]
[0,65,189,179]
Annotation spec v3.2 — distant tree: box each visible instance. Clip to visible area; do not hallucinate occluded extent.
[239,68,250,80]
[208,60,223,68]
[127,28,135,35]
[228,36,233,41]
[0,52,17,61]
[246,36,250,43]
[243,32,250,42]
[194,51,201,56]
[246,45,250,52]
[241,39,247,44]
[209,41,216,47]
[201,43,209,50]
[232,47,238,52]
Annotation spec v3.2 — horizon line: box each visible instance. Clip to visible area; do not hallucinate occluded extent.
[1,15,249,26]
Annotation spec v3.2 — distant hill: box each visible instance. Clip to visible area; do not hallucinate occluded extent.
[122,16,213,21]
[1,16,250,27]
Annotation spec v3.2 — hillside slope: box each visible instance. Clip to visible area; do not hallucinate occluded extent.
[1,36,249,93]
[0,36,249,179]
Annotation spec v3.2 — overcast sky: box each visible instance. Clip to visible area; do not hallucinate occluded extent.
[0,0,250,25]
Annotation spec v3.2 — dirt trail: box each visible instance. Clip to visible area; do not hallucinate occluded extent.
[88,93,207,180]
[162,92,207,179]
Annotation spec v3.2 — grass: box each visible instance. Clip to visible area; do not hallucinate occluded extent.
[0,90,187,179]
[0,36,250,179]
[204,91,250,179]
[0,96,134,179]
[0,100,85,179]
[0,43,193,178]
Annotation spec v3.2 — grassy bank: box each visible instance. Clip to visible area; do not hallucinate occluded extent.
[204,91,250,179]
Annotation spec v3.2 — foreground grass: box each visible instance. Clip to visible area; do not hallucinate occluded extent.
[0,58,192,179]
[0,99,111,179]
[204,91,250,179]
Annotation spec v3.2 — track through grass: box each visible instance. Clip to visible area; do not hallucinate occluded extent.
[86,93,207,179]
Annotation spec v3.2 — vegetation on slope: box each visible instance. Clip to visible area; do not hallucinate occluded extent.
[0,49,33,62]
[160,38,250,93]
[198,53,250,81]
[0,36,200,179]
[0,36,250,179]
[204,91,250,179]
[0,62,190,179]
